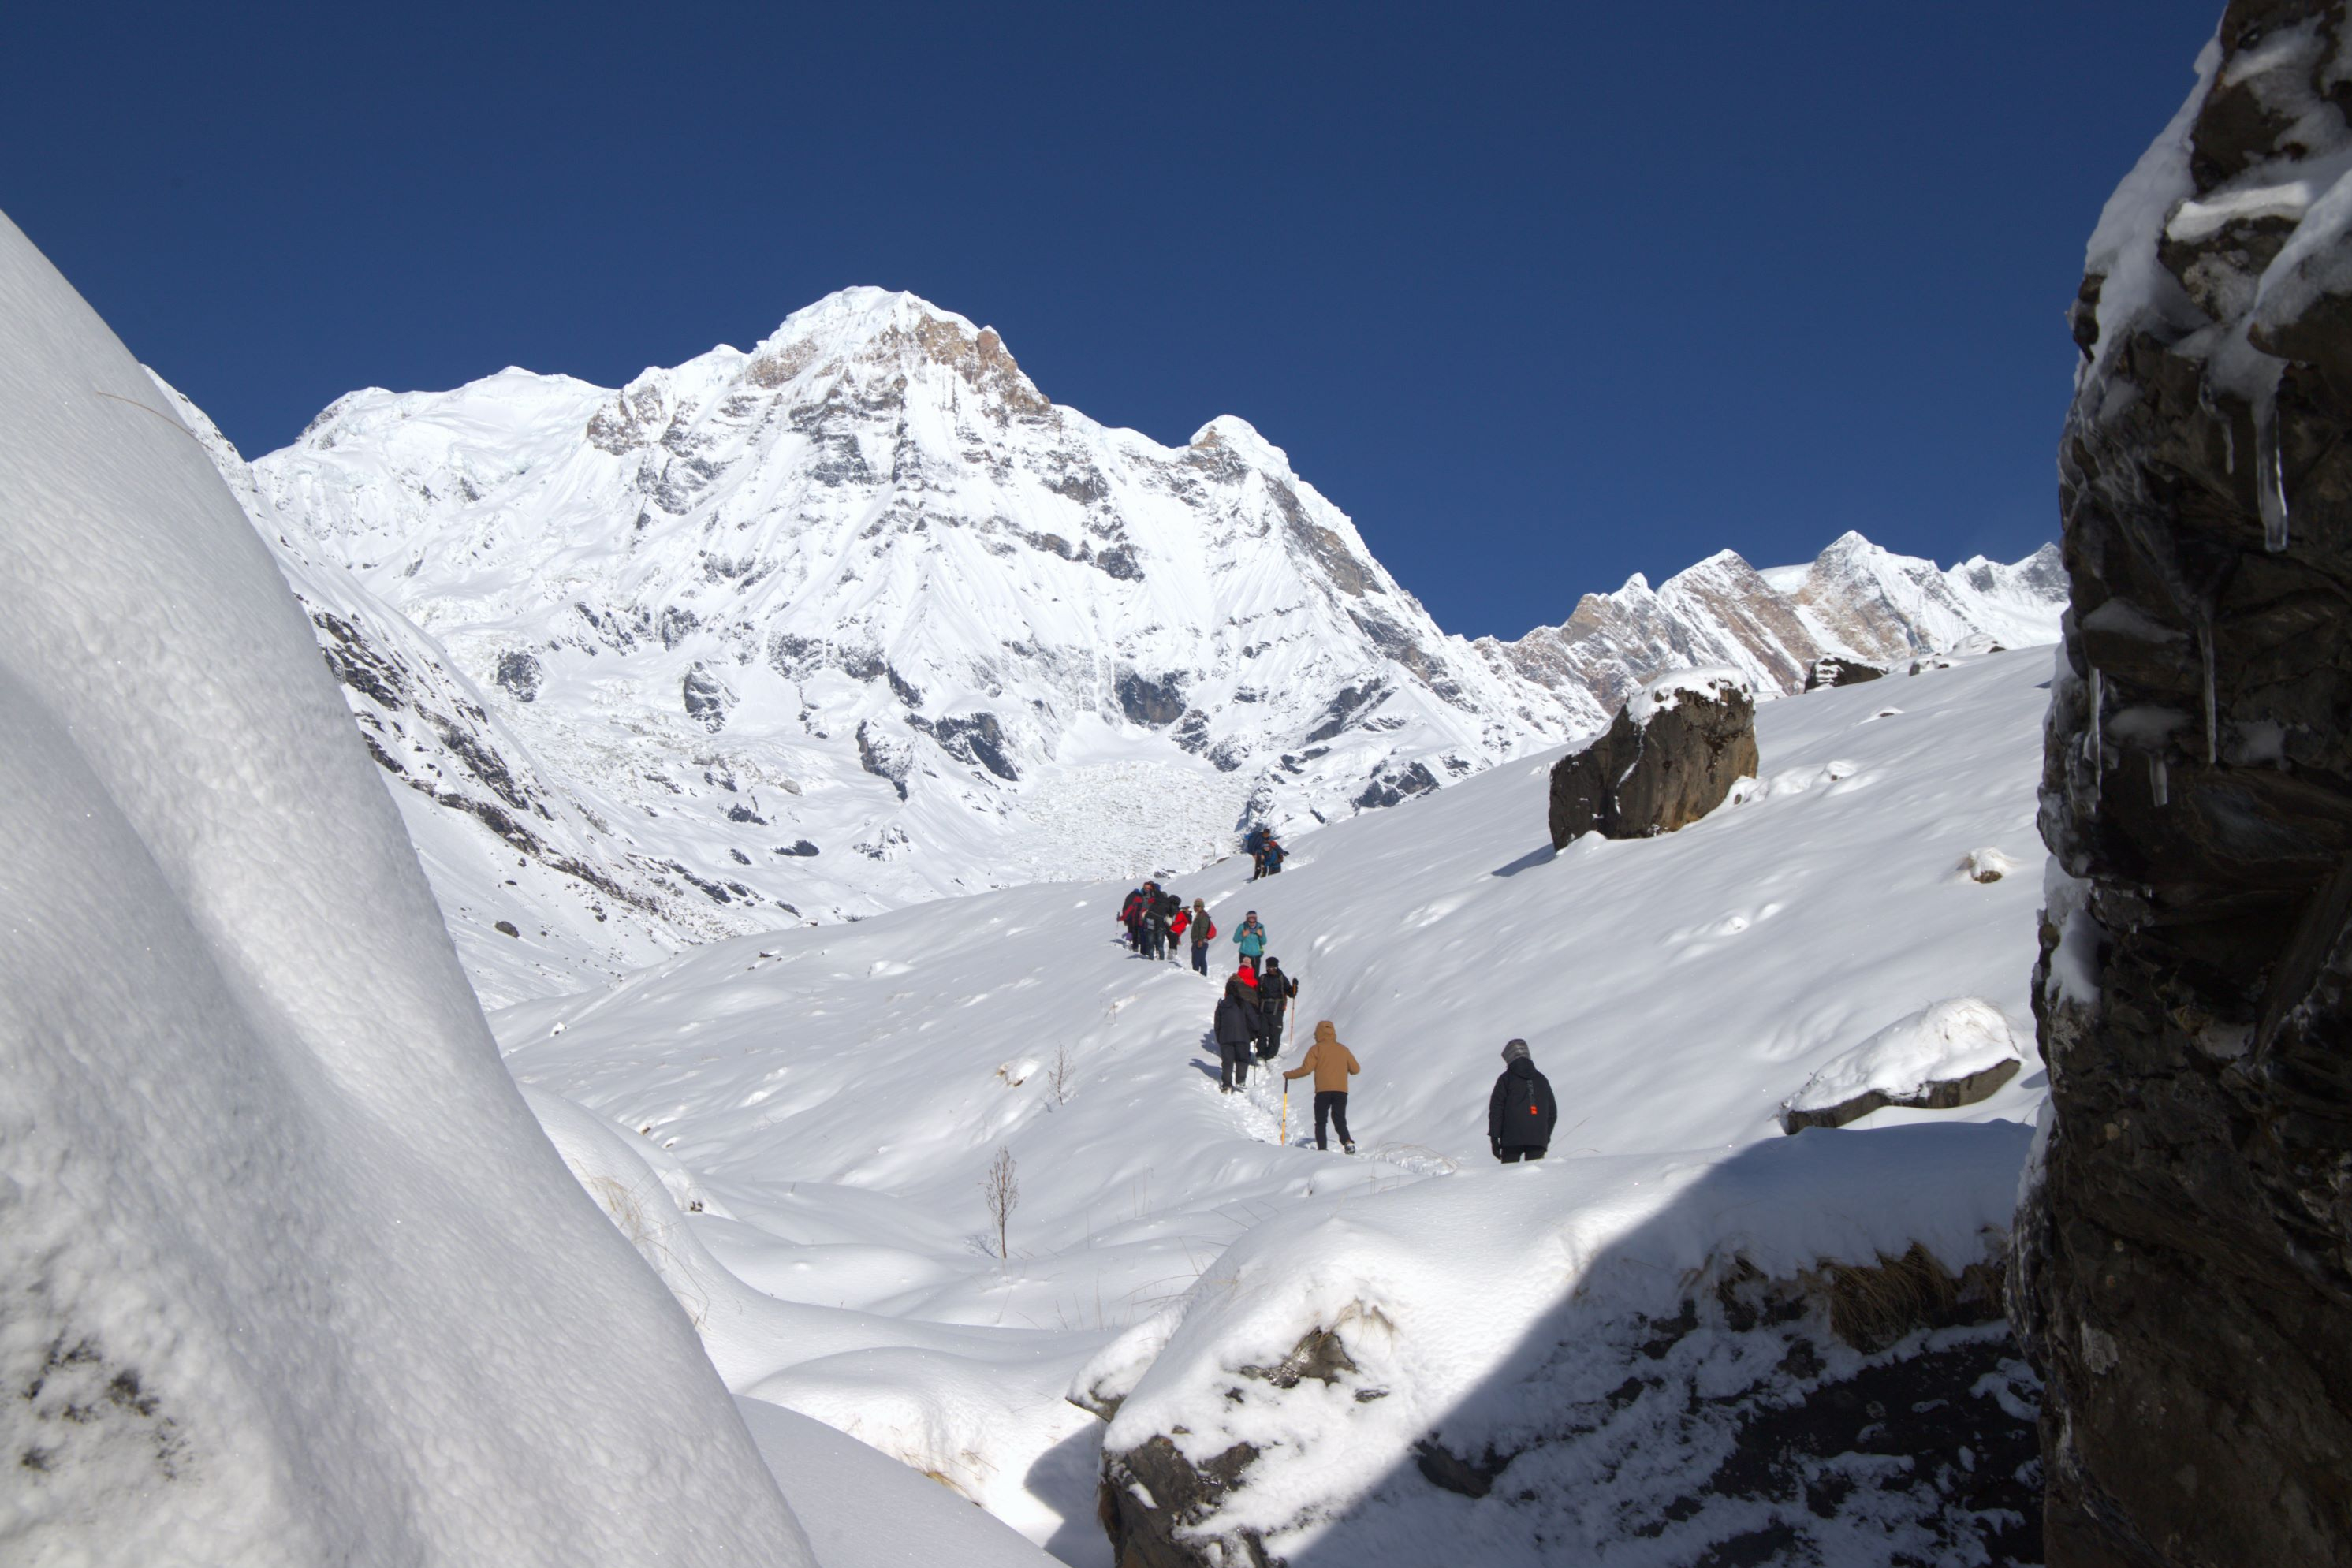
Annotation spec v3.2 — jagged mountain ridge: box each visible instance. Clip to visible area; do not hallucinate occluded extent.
[173,287,2060,1002]
[1481,533,2066,712]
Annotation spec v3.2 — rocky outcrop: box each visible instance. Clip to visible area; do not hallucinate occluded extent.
[1092,1254,2038,1568]
[1803,655,1885,691]
[2021,6,2352,1563]
[1547,671,1759,848]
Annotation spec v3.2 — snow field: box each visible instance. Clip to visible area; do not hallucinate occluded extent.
[500,647,2055,1559]
[0,211,809,1566]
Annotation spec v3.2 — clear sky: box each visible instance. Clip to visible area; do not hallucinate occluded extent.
[4,2,2220,639]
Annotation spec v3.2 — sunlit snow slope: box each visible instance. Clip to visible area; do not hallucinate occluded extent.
[0,213,811,1564]
[497,646,2054,1562]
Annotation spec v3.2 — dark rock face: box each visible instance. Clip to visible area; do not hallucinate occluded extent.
[1547,680,1759,849]
[1802,655,1884,691]
[1116,671,1187,728]
[2022,8,2352,1563]
[854,720,912,800]
[680,662,732,732]
[911,711,1019,781]
[1100,1436,1269,1568]
[494,650,542,702]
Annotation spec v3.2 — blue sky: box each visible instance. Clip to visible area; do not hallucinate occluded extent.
[5,2,2219,638]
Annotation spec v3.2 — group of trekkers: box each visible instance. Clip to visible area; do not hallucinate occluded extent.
[1241,824,1287,880]
[1119,881,1223,972]
[1116,850,1561,1164]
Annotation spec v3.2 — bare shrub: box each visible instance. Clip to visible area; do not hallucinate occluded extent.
[982,1146,1019,1261]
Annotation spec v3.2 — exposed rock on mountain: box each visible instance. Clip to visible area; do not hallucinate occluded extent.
[1483,534,2064,713]
[1547,669,1759,847]
[1804,655,1885,691]
[2022,6,2352,1563]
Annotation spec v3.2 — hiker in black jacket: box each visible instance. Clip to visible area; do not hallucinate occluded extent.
[1254,958,1297,1059]
[1489,1038,1557,1162]
[1143,889,1172,961]
[1213,974,1262,1093]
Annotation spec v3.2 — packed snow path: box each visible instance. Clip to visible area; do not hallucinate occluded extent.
[499,649,2054,1560]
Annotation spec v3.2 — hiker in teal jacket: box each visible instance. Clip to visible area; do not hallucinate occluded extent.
[1233,911,1267,969]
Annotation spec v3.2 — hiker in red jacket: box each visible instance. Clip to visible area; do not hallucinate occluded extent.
[1120,885,1149,952]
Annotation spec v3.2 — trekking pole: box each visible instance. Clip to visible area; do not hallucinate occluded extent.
[1281,1082,1288,1147]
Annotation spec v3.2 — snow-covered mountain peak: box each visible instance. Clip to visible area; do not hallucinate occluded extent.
[184,282,2066,1003]
[233,286,1605,993]
[1187,413,1291,467]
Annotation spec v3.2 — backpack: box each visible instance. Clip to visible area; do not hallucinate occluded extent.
[1196,918,1217,942]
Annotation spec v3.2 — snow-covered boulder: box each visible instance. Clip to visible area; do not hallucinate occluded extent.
[1546,667,1759,846]
[1778,998,2026,1133]
[0,211,809,1565]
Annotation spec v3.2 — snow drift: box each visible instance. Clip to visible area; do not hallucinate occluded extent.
[0,211,810,1564]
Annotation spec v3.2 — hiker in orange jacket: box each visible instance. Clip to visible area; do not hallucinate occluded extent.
[1281,1021,1360,1153]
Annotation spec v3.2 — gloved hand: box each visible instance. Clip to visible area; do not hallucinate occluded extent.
[1490,1138,1503,1160]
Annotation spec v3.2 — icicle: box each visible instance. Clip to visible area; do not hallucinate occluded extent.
[2150,753,2169,808]
[2082,665,2104,813]
[2088,666,2103,762]
[2199,617,2218,766]
[2257,378,2290,552]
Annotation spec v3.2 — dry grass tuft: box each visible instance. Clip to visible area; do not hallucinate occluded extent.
[1806,1243,2005,1354]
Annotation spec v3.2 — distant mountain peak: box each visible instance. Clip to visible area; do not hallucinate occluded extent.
[1479,532,2063,713]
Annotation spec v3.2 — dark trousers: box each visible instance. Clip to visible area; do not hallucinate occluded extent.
[1317,1090,1355,1152]
[1221,1041,1251,1089]
[1191,943,1209,974]
[1314,1090,1351,1149]
[1146,927,1167,959]
[1497,1146,1546,1164]
[1258,1009,1284,1058]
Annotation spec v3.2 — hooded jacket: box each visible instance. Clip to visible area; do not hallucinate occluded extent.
[1283,1022,1360,1093]
[1213,980,1260,1048]
[1489,1054,1558,1147]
